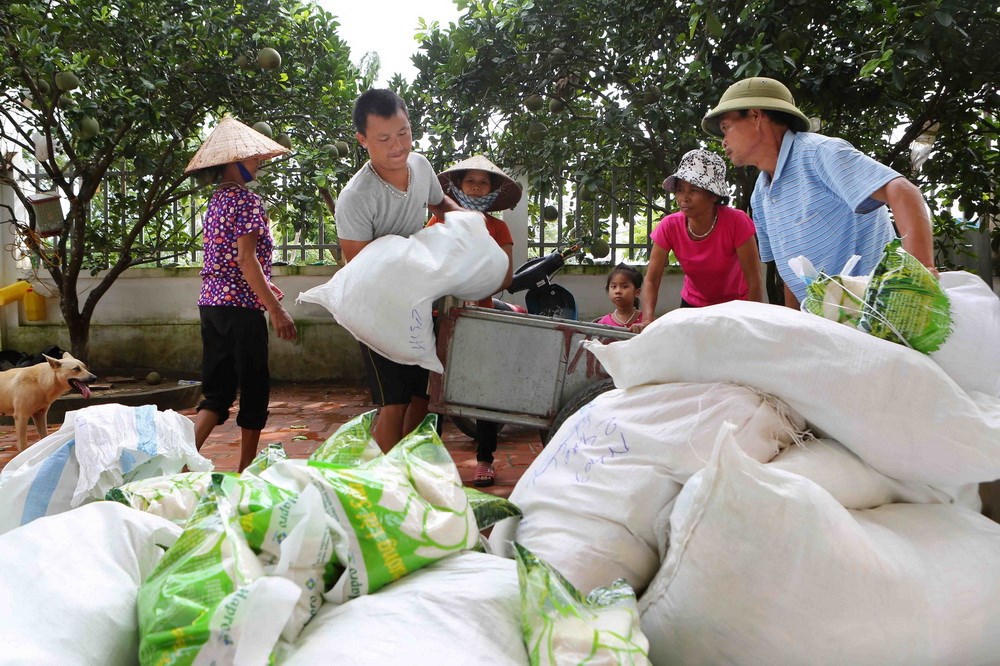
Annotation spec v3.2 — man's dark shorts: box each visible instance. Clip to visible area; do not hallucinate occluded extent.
[359,342,429,406]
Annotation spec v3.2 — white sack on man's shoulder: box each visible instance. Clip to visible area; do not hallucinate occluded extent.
[297,211,507,373]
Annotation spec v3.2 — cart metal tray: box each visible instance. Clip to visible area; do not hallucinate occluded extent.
[428,306,634,430]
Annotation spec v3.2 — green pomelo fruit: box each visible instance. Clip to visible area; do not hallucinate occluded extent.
[335,140,351,157]
[79,116,99,139]
[252,121,273,138]
[257,47,282,70]
[526,121,547,141]
[55,71,80,91]
[589,239,611,258]
[524,94,544,112]
[275,133,292,149]
[543,205,559,221]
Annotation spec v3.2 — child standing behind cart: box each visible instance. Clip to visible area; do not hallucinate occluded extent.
[596,263,644,328]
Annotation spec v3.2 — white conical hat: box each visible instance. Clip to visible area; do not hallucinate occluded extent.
[437,154,523,211]
[184,116,290,174]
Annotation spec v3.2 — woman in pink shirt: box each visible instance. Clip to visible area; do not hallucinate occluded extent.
[632,148,763,332]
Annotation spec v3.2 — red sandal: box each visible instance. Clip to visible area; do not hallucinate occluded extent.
[473,462,495,487]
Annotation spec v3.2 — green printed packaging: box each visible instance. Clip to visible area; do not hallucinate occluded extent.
[859,239,952,353]
[107,471,220,526]
[262,414,478,603]
[242,442,289,477]
[137,475,300,666]
[309,410,381,466]
[803,274,869,327]
[464,485,523,530]
[108,445,290,527]
[514,543,651,666]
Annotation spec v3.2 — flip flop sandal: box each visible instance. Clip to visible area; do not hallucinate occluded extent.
[473,462,495,487]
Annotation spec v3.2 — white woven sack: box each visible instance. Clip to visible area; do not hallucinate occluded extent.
[282,552,528,665]
[488,382,804,595]
[585,300,1000,489]
[770,438,981,511]
[0,502,181,665]
[640,426,1000,665]
[0,414,79,536]
[297,211,507,373]
[930,271,1000,397]
[73,404,211,507]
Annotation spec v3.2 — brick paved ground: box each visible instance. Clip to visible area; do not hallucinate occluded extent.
[0,382,543,498]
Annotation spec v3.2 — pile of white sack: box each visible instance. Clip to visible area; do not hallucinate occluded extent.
[491,272,1000,664]
[2,271,999,665]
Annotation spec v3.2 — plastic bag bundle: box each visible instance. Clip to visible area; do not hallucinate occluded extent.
[137,475,301,665]
[465,485,523,531]
[514,543,650,666]
[261,415,479,603]
[793,241,952,354]
[107,471,219,526]
[803,273,869,326]
[107,444,290,527]
[308,410,380,466]
[0,503,180,666]
[858,239,951,352]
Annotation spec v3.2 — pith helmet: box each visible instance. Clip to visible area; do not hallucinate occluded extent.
[184,116,290,174]
[702,77,810,137]
[437,155,523,211]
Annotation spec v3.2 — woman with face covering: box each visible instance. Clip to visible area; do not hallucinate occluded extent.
[427,155,523,486]
[633,148,764,332]
[183,117,297,471]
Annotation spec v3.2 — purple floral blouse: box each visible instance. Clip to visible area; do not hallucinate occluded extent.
[198,185,273,310]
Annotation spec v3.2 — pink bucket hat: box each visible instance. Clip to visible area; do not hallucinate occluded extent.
[662,148,729,198]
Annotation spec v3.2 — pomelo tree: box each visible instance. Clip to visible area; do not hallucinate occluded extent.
[412,0,999,286]
[0,0,360,361]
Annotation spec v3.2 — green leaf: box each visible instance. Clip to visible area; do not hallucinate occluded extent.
[706,12,724,38]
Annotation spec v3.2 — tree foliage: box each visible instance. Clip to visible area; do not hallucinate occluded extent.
[412,0,999,269]
[0,0,361,360]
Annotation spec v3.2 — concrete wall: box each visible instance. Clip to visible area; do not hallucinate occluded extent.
[0,262,685,379]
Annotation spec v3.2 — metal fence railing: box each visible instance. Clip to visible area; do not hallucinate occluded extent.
[20,163,339,268]
[20,163,666,268]
[528,167,667,263]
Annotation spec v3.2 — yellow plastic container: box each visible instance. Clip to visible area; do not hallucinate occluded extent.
[0,280,30,306]
[24,287,46,321]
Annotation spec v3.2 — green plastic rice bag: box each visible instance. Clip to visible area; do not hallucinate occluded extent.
[261,414,478,603]
[107,471,221,526]
[242,442,289,477]
[309,410,380,466]
[514,543,650,666]
[137,474,301,666]
[858,239,952,352]
[803,274,869,327]
[464,485,523,531]
[107,445,291,526]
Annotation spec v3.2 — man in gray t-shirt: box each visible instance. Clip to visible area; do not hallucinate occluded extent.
[336,151,444,241]
[335,89,462,452]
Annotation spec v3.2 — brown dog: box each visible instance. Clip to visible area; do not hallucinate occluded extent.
[0,352,97,451]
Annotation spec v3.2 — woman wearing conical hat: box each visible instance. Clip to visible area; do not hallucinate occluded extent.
[184,116,297,471]
[428,154,522,304]
[427,154,524,487]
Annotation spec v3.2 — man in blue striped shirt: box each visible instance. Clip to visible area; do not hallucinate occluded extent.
[702,77,935,309]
